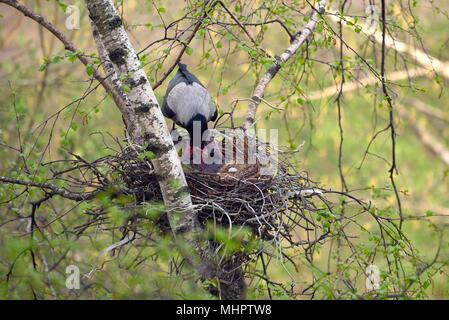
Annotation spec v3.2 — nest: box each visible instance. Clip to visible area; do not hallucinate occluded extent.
[107,129,324,245]
[48,128,334,298]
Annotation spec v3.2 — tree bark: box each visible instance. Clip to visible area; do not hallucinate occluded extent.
[242,1,326,131]
[84,0,199,232]
[84,0,245,299]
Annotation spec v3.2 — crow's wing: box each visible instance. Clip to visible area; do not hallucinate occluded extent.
[210,105,218,122]
[162,70,186,119]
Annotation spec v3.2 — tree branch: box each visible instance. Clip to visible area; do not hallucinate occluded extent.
[396,104,449,167]
[151,0,235,90]
[241,0,326,131]
[309,67,428,100]
[328,9,449,79]
[380,0,402,229]
[406,99,449,124]
[0,176,99,201]
[0,0,128,115]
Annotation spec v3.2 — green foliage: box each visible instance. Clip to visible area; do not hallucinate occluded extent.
[1,0,449,300]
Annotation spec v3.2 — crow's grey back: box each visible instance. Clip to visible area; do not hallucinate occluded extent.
[166,82,216,126]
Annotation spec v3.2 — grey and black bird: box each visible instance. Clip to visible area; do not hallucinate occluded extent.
[162,63,217,150]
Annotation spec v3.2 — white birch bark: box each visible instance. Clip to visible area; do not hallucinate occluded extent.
[328,10,449,79]
[85,0,196,229]
[396,104,449,167]
[84,0,220,286]
[242,1,326,131]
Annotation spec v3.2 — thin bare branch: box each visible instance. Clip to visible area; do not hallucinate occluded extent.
[242,1,326,130]
[0,176,99,201]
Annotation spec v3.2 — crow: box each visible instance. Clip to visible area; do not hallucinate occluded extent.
[162,63,222,170]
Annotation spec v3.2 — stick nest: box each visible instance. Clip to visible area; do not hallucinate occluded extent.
[108,130,324,246]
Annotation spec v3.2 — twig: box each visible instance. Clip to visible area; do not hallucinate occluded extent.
[380,0,403,229]
[0,0,128,115]
[242,1,326,130]
[0,176,99,201]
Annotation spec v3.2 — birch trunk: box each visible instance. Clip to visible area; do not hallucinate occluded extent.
[85,0,199,235]
[84,0,240,297]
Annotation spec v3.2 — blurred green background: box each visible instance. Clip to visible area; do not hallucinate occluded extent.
[0,0,448,299]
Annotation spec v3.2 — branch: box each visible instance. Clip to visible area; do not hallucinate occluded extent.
[307,66,449,166]
[380,0,402,229]
[151,21,203,90]
[241,1,326,131]
[0,176,98,201]
[0,0,128,115]
[396,104,449,167]
[309,67,428,100]
[151,0,246,90]
[328,9,449,79]
[406,99,449,124]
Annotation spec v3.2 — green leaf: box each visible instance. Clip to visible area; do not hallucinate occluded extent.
[70,122,78,132]
[86,63,95,76]
[65,51,78,63]
[138,151,154,161]
[434,75,443,84]
[58,1,67,12]
[185,46,193,55]
[52,55,62,64]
